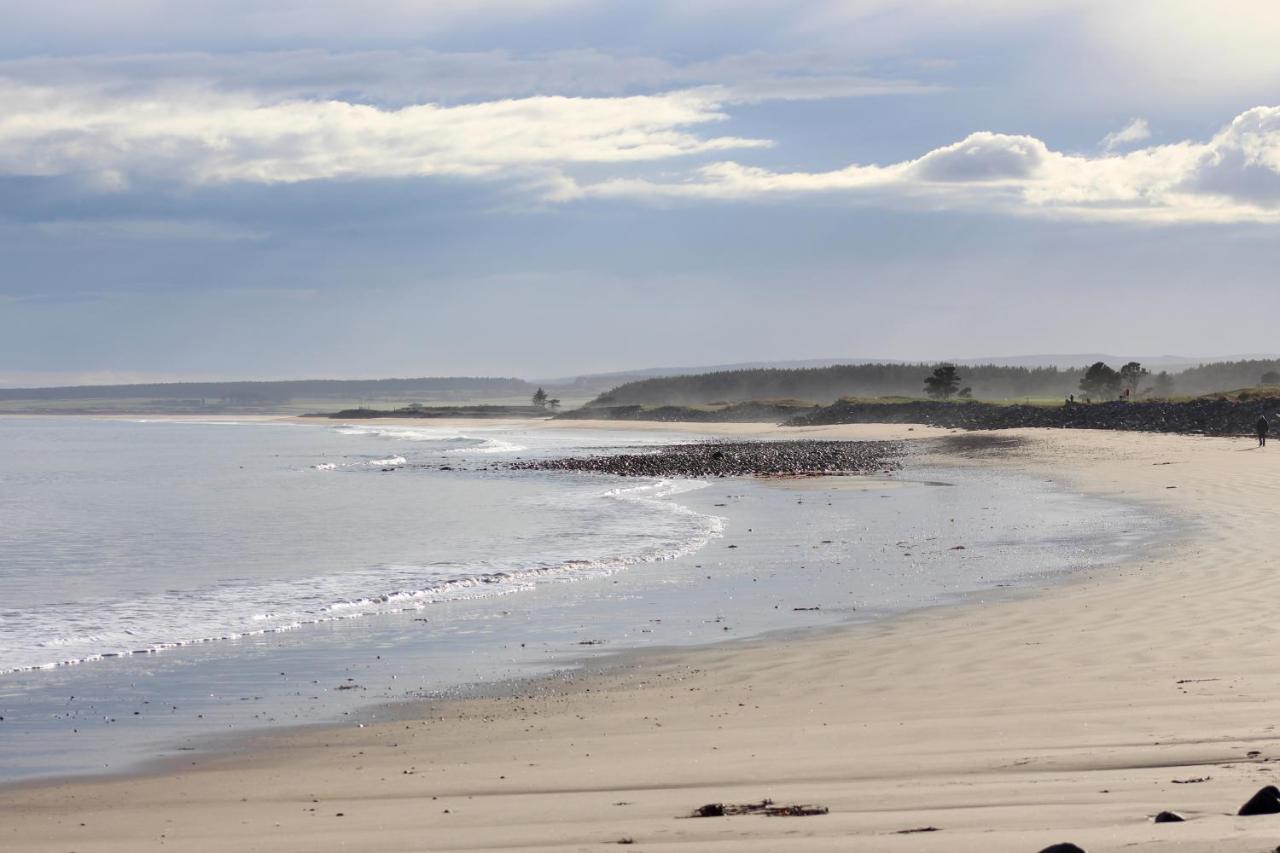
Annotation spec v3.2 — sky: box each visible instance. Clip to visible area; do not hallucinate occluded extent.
[3,0,1280,385]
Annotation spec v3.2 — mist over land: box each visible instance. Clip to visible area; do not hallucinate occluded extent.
[4,354,1280,415]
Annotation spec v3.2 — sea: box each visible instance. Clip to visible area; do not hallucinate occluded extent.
[0,417,1164,782]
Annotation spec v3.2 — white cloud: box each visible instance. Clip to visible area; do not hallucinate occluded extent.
[1101,118,1151,151]
[913,132,1047,181]
[574,107,1280,224]
[0,82,767,186]
[0,43,931,191]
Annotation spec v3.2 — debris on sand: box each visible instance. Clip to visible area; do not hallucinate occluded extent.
[686,799,828,818]
[895,826,939,833]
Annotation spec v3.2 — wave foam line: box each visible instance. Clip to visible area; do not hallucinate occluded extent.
[1,479,723,675]
[336,424,527,454]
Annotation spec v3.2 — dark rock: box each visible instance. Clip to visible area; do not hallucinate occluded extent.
[1237,785,1280,815]
[1153,810,1184,823]
[1038,845,1086,853]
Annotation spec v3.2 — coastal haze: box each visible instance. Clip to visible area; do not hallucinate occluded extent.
[6,3,1280,853]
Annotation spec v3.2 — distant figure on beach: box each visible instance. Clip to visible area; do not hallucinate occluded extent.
[1256,414,1269,447]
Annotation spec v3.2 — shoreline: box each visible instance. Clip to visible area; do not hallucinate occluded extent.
[0,429,1140,787]
[2,483,1159,796]
[5,423,1274,852]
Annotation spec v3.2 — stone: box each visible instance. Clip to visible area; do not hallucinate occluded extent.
[1237,785,1280,816]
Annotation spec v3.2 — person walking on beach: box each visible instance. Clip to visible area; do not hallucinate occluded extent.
[1256,414,1270,447]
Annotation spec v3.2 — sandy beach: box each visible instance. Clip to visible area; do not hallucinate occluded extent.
[5,423,1280,852]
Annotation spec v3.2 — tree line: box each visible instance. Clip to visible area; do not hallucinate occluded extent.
[590,359,1280,407]
[924,361,1167,401]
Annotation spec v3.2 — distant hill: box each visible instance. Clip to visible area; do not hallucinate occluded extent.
[0,377,536,414]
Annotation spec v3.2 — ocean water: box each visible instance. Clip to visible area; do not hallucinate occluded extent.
[0,418,712,675]
[0,418,1163,782]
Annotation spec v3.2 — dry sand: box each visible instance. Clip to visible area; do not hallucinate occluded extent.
[5,424,1280,852]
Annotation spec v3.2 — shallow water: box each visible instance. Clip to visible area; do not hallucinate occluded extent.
[0,418,710,675]
[0,418,1162,782]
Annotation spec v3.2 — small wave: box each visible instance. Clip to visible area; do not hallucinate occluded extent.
[312,463,337,471]
[335,425,456,442]
[369,456,407,466]
[0,476,724,675]
[445,438,527,455]
[336,424,526,455]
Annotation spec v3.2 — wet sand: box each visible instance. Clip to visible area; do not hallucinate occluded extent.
[5,424,1280,852]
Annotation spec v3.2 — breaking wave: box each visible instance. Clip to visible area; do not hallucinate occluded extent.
[1,479,722,674]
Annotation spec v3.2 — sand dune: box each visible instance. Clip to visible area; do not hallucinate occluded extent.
[5,426,1280,852]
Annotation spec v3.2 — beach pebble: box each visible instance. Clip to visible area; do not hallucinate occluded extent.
[1237,785,1280,815]
[508,440,903,478]
[1153,810,1184,823]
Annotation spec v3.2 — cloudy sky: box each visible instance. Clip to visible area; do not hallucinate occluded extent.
[4,1,1280,384]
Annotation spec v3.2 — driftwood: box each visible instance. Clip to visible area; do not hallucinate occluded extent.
[686,799,828,818]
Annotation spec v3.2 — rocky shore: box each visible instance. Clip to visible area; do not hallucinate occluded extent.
[508,439,903,477]
[787,398,1280,434]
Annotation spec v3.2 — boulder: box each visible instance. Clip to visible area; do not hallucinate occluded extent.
[1238,785,1280,816]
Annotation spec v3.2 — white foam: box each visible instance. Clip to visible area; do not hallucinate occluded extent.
[335,425,460,442]
[0,476,724,675]
[446,437,527,455]
[334,423,527,455]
